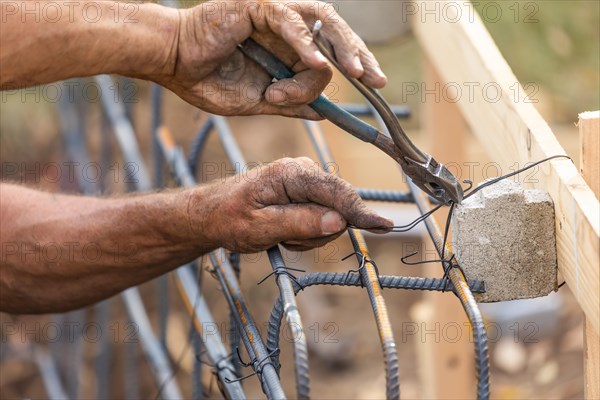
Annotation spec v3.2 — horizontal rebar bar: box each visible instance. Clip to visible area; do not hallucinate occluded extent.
[267,272,486,368]
[355,188,414,203]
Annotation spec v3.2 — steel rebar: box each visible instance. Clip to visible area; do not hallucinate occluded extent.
[267,272,486,368]
[369,102,491,400]
[211,115,309,399]
[155,124,252,399]
[210,252,286,399]
[303,120,401,399]
[355,188,414,203]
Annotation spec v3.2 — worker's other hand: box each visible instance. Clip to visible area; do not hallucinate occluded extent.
[159,0,387,119]
[191,157,393,252]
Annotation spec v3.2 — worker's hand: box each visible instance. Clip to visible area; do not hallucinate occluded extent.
[159,0,387,119]
[190,157,393,252]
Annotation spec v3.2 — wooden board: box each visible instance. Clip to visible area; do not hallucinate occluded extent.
[579,111,600,400]
[412,1,600,334]
[584,318,600,400]
[580,111,600,199]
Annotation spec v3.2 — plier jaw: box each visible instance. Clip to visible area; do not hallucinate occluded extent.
[403,156,464,204]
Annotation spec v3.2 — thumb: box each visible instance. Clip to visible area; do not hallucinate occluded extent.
[351,206,394,234]
[259,204,346,243]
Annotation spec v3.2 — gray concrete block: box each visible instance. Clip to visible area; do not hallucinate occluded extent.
[452,179,558,302]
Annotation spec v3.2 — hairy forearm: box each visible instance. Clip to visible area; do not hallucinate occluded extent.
[0,183,214,314]
[0,0,179,88]
[0,157,393,313]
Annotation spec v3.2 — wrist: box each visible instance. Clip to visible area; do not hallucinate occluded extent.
[182,185,223,252]
[112,3,180,83]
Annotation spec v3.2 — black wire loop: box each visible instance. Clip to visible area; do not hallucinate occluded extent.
[195,351,239,398]
[257,266,306,289]
[224,347,281,384]
[341,251,383,289]
[195,351,239,378]
[205,266,219,281]
[401,252,456,267]
[462,179,474,192]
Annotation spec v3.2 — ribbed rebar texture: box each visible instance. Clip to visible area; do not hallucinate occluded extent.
[368,95,491,400]
[348,229,400,400]
[157,130,248,399]
[229,252,243,379]
[355,188,414,203]
[453,275,491,399]
[266,272,486,386]
[267,248,310,399]
[210,252,286,399]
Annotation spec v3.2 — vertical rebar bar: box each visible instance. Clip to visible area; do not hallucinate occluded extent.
[174,265,246,399]
[302,120,400,399]
[95,75,182,399]
[369,102,491,400]
[150,82,170,353]
[212,115,310,398]
[209,252,286,399]
[156,124,252,398]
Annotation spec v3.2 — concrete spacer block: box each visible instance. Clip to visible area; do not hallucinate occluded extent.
[452,179,558,302]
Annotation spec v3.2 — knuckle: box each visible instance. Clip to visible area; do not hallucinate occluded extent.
[296,156,315,168]
[277,157,294,165]
[272,158,293,177]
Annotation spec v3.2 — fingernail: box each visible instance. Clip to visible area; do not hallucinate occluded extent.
[381,217,394,228]
[321,211,345,235]
[371,216,394,234]
[314,50,328,66]
[269,88,286,105]
[376,66,387,79]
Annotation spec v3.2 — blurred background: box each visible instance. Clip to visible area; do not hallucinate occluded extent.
[1,1,598,399]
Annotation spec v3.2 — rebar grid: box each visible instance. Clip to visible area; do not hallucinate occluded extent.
[14,31,494,398]
[10,69,493,400]
[159,108,490,399]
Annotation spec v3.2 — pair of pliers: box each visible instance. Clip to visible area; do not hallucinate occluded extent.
[238,21,464,204]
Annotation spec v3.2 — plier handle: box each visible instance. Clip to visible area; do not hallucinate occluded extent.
[238,21,464,204]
